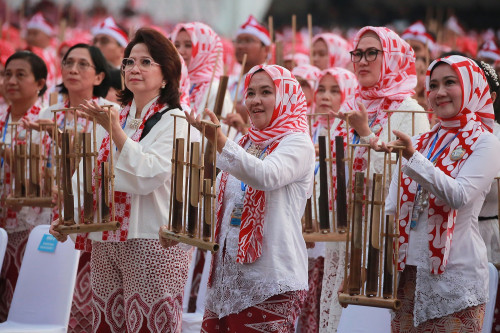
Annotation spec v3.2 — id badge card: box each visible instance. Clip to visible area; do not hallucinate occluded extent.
[230,203,244,226]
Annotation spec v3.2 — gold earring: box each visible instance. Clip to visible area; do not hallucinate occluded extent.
[161,81,166,89]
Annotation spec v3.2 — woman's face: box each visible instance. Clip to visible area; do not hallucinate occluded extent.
[124,43,164,97]
[4,59,44,103]
[62,48,104,95]
[312,39,329,70]
[315,74,342,114]
[245,71,276,130]
[174,30,192,67]
[415,58,427,95]
[428,63,463,119]
[296,76,313,107]
[353,33,383,88]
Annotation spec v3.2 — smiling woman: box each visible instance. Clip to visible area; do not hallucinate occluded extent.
[179,64,315,331]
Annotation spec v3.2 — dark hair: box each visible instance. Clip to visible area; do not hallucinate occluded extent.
[58,43,111,98]
[107,66,122,90]
[118,28,181,108]
[5,51,48,96]
[476,59,500,122]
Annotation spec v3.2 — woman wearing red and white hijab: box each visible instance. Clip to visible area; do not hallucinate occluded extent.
[183,64,315,332]
[297,67,357,333]
[380,55,500,332]
[172,22,232,120]
[292,63,322,112]
[311,33,352,70]
[319,26,430,332]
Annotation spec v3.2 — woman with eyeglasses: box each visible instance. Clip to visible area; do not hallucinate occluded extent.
[49,28,191,333]
[319,27,430,332]
[0,51,49,322]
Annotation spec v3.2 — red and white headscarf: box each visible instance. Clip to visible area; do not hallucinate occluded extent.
[215,65,308,264]
[397,55,494,274]
[236,15,271,46]
[91,17,129,47]
[179,55,191,112]
[314,67,358,127]
[401,21,436,54]
[331,27,417,187]
[292,63,321,111]
[171,22,223,115]
[312,33,352,68]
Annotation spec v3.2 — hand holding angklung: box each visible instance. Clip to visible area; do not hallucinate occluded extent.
[49,219,68,243]
[370,130,415,160]
[184,108,227,152]
[79,100,119,133]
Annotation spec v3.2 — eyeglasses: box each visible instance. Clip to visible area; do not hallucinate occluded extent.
[350,49,383,63]
[62,59,96,71]
[121,58,161,72]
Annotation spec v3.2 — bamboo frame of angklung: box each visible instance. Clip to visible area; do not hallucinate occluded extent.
[161,114,220,252]
[52,105,120,234]
[338,115,404,310]
[302,113,346,242]
[5,122,56,208]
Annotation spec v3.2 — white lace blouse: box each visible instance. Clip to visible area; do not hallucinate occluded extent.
[385,130,500,326]
[204,132,315,318]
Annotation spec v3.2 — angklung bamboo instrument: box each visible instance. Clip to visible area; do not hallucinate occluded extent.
[53,105,120,234]
[302,113,346,242]
[160,114,220,252]
[338,113,418,311]
[5,122,56,208]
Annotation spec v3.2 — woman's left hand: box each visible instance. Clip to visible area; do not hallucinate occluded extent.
[185,108,227,153]
[79,99,120,132]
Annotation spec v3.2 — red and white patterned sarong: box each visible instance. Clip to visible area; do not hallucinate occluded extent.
[297,257,324,333]
[90,239,192,333]
[68,252,92,333]
[392,266,485,333]
[0,229,31,322]
[201,290,306,333]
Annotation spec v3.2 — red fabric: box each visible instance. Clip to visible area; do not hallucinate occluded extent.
[201,290,306,333]
[297,257,324,333]
[68,252,92,333]
[312,33,352,68]
[75,100,164,251]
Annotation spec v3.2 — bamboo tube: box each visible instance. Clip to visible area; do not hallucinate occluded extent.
[366,173,383,297]
[172,138,185,233]
[187,142,200,236]
[335,136,348,230]
[275,41,284,66]
[268,16,274,45]
[338,294,401,310]
[160,225,219,252]
[55,221,121,234]
[302,232,347,242]
[317,135,330,232]
[308,14,313,62]
[383,215,395,298]
[348,172,365,295]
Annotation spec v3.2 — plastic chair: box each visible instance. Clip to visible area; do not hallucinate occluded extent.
[482,262,499,333]
[0,225,80,333]
[337,304,392,333]
[0,228,7,270]
[182,250,212,333]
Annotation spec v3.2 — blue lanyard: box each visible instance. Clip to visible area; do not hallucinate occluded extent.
[352,116,377,145]
[241,145,269,191]
[189,84,197,95]
[2,115,9,143]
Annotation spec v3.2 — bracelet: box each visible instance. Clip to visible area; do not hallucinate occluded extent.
[359,132,376,144]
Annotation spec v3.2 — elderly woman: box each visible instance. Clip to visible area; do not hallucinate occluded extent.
[0,51,48,321]
[179,64,315,332]
[50,28,191,333]
[319,26,430,332]
[377,55,500,332]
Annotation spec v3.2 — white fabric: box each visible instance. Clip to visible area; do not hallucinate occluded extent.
[337,305,391,333]
[0,225,80,332]
[478,122,500,264]
[205,133,314,318]
[0,228,6,271]
[198,79,234,139]
[483,263,499,333]
[319,96,429,332]
[385,131,500,326]
[74,98,189,241]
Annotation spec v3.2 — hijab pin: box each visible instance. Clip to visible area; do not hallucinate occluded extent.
[450,146,466,161]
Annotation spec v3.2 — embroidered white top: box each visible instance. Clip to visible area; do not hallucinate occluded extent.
[69,98,188,240]
[205,132,315,318]
[385,130,500,326]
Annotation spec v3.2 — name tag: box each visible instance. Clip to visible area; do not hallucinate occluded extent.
[38,234,58,253]
[230,203,244,226]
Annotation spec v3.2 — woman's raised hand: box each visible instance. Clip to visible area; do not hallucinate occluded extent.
[79,99,120,132]
[49,218,68,243]
[184,108,227,152]
[223,112,248,134]
[370,129,415,160]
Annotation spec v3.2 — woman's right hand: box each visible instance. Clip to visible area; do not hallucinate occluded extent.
[185,108,227,153]
[223,113,247,134]
[370,129,415,160]
[50,219,68,243]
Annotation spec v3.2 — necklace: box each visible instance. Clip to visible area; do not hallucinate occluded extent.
[128,118,142,130]
[246,143,266,157]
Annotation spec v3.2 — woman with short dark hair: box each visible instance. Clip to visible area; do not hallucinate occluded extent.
[50,28,192,333]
